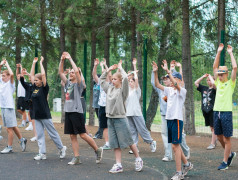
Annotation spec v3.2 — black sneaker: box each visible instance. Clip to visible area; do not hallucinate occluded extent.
[227,152,236,166]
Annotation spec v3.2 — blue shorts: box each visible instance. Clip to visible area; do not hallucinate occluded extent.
[213,111,233,137]
[167,120,183,144]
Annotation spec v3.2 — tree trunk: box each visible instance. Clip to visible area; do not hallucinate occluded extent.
[104,0,110,66]
[88,0,97,126]
[60,0,66,123]
[146,1,172,130]
[70,16,77,62]
[182,0,195,135]
[136,10,143,105]
[40,0,47,75]
[130,6,136,70]
[218,0,225,45]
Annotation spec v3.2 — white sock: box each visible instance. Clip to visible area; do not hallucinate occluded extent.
[116,163,122,167]
[26,115,29,122]
[177,171,182,175]
[136,157,141,161]
[22,120,26,125]
[28,122,32,126]
[105,142,109,146]
[184,162,190,167]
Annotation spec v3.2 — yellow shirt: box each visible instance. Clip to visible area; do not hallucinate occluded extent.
[213,79,236,111]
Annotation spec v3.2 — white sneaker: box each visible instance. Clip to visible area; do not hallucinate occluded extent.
[171,172,184,180]
[34,153,47,160]
[25,124,33,131]
[135,158,143,172]
[150,140,157,152]
[30,137,37,142]
[162,157,172,162]
[1,146,13,154]
[59,146,67,159]
[207,144,215,150]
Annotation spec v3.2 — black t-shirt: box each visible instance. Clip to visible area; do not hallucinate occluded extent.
[197,84,216,113]
[31,83,51,119]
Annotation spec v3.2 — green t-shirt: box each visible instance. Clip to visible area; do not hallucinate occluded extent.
[213,79,236,111]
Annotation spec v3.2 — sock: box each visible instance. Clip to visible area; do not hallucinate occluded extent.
[177,171,182,175]
[184,162,190,167]
[116,163,122,167]
[29,122,32,126]
[22,120,26,125]
[105,142,109,146]
[136,157,141,161]
[8,145,12,149]
[229,152,232,157]
[223,161,227,164]
[26,115,29,122]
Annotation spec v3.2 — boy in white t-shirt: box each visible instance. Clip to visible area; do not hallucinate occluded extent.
[152,60,193,180]
[0,60,27,154]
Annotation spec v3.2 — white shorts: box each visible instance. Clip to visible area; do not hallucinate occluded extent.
[1,108,17,128]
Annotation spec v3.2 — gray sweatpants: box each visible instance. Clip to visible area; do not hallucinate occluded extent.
[35,119,63,154]
[127,116,153,145]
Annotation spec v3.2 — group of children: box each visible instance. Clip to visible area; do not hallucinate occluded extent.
[0,43,236,179]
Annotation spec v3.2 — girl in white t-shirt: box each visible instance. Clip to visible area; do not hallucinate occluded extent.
[126,60,156,154]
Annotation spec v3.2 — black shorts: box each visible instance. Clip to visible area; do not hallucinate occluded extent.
[64,112,86,134]
[17,97,27,111]
[99,106,107,128]
[202,110,213,127]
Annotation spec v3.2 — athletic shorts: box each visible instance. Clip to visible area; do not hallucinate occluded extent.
[167,119,183,144]
[17,97,27,111]
[214,111,233,137]
[202,110,214,127]
[107,118,134,149]
[1,108,17,128]
[64,112,86,134]
[99,106,107,128]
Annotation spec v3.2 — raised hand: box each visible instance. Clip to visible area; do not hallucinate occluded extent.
[40,56,44,63]
[16,63,21,68]
[202,73,209,78]
[22,68,28,75]
[64,52,72,60]
[161,60,169,71]
[170,60,176,70]
[176,62,181,67]
[94,58,99,66]
[61,53,66,61]
[118,60,122,69]
[132,58,137,65]
[108,64,118,71]
[33,57,38,63]
[218,43,224,52]
[227,45,233,54]
[102,58,107,65]
[152,61,158,72]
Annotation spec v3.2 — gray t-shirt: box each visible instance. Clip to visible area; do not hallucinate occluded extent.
[64,80,84,113]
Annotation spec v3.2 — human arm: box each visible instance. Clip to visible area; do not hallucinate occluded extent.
[227,45,237,82]
[213,43,224,80]
[161,60,181,91]
[30,57,38,84]
[194,74,208,88]
[40,56,47,86]
[4,60,14,84]
[152,61,164,91]
[79,67,86,89]
[132,58,137,71]
[92,58,99,84]
[100,64,118,93]
[65,52,81,85]
[208,74,216,89]
[118,60,129,100]
[58,53,68,84]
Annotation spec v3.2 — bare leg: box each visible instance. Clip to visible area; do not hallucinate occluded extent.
[172,144,185,172]
[12,127,22,139]
[114,148,122,163]
[7,128,14,146]
[70,134,79,156]
[217,135,225,148]
[129,144,139,158]
[223,136,231,162]
[103,128,109,142]
[80,133,98,151]
[210,127,217,145]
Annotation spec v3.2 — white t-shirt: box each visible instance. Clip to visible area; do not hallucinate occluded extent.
[17,80,26,97]
[126,87,143,116]
[164,87,186,121]
[98,79,106,107]
[0,77,15,109]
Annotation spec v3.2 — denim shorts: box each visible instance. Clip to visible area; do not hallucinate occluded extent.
[213,111,233,137]
[167,119,183,144]
[1,108,17,128]
[107,118,134,149]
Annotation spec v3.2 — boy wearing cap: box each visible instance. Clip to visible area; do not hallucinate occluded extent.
[211,43,237,170]
[152,60,193,180]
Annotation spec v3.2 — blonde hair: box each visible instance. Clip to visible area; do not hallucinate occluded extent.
[35,73,42,81]
[2,70,10,76]
[112,72,122,81]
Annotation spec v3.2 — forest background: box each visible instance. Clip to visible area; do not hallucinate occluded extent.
[0,0,238,135]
